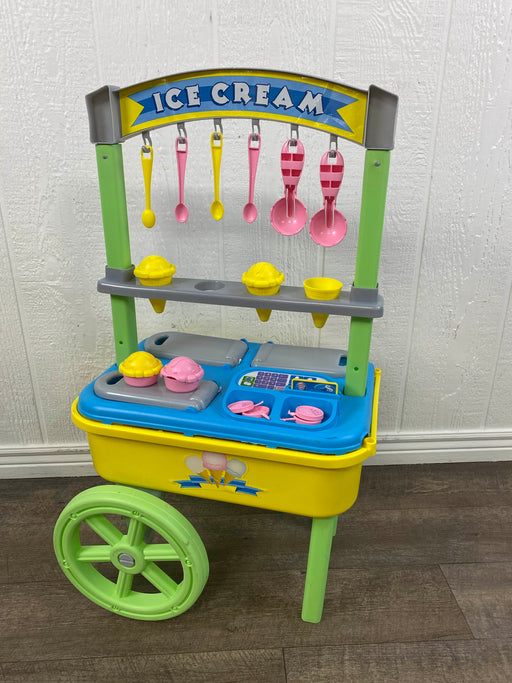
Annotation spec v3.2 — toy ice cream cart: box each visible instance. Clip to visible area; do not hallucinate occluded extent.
[54,69,398,623]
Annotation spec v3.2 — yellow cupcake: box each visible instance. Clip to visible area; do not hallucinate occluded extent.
[242,262,285,296]
[119,351,163,386]
[134,255,176,287]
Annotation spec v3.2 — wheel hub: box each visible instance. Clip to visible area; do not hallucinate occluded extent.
[110,543,146,574]
[118,552,136,568]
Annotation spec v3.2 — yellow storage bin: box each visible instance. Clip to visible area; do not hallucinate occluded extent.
[73,369,380,519]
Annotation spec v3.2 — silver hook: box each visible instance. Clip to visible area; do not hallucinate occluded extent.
[251,118,261,137]
[142,130,153,152]
[329,134,338,154]
[177,122,187,142]
[213,118,223,139]
[289,124,299,146]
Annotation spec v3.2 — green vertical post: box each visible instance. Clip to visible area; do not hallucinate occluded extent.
[301,516,338,623]
[345,150,390,396]
[95,144,138,364]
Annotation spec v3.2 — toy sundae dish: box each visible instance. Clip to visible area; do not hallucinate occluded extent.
[160,356,204,392]
[118,351,163,387]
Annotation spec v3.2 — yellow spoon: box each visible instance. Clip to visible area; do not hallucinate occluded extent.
[210,132,224,220]
[141,145,156,228]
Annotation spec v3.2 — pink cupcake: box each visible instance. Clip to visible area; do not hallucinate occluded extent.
[160,356,204,393]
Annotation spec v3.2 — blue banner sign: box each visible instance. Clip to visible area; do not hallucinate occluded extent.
[119,69,367,143]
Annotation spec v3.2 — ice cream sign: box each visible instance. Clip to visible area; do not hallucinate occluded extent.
[119,69,368,143]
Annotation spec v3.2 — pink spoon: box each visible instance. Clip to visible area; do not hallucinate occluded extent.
[270,139,307,235]
[174,136,188,223]
[243,133,261,223]
[309,150,347,247]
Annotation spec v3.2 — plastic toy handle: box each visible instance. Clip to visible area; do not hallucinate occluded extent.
[281,139,305,191]
[141,146,153,211]
[285,187,296,219]
[211,132,223,203]
[175,137,188,205]
[247,134,261,204]
[324,198,335,229]
[141,145,156,228]
[319,150,344,203]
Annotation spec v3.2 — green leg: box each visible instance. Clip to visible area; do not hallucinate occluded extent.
[301,515,338,623]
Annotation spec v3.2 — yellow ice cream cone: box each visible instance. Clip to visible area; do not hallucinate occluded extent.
[304,277,343,329]
[223,473,237,486]
[134,256,176,315]
[311,313,329,329]
[198,469,210,481]
[209,470,224,487]
[242,262,284,323]
[149,298,166,313]
[256,308,272,322]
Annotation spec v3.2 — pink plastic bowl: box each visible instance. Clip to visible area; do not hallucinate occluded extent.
[161,356,204,393]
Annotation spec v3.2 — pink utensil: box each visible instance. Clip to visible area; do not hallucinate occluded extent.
[309,150,347,247]
[228,400,263,414]
[243,133,261,223]
[281,405,324,424]
[242,404,270,419]
[270,139,307,235]
[174,136,189,223]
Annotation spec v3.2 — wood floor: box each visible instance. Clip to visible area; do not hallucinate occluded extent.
[1,461,512,682]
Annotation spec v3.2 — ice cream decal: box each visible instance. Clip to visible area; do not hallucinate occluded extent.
[201,451,227,487]
[180,453,256,494]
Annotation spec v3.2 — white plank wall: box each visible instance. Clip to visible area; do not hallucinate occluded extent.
[0,0,511,475]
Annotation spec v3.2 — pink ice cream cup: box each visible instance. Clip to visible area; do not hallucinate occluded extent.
[160,356,204,392]
[124,375,159,388]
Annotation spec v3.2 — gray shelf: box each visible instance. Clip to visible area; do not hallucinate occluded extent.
[97,267,383,318]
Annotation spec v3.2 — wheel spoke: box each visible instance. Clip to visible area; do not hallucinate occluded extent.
[126,517,146,546]
[85,514,123,545]
[76,545,112,562]
[142,562,178,598]
[116,570,134,598]
[143,544,180,562]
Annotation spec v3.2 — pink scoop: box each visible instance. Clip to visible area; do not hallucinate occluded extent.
[270,139,307,235]
[161,356,204,392]
[309,150,347,247]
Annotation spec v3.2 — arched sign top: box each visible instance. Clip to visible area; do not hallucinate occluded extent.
[86,69,398,149]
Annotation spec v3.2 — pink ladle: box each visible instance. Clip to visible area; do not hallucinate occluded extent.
[270,139,307,235]
[309,150,347,247]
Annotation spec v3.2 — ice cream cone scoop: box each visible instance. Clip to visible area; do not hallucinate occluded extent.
[224,458,247,485]
[304,277,343,329]
[134,256,176,315]
[242,262,284,323]
[202,452,227,487]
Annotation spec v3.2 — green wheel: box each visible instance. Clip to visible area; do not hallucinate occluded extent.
[54,485,209,620]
